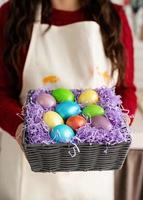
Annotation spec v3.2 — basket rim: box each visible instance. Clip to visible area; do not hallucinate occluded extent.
[22,130,131,148]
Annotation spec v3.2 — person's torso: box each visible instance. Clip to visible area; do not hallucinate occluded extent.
[20,4,118,104]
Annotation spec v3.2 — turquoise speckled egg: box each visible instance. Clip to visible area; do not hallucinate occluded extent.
[50,124,75,143]
[82,104,105,118]
[55,101,81,119]
[52,88,74,102]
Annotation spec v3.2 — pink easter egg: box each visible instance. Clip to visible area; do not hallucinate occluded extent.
[37,93,56,107]
[91,116,112,131]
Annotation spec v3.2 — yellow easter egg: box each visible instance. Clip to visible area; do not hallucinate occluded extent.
[78,89,99,105]
[43,111,64,128]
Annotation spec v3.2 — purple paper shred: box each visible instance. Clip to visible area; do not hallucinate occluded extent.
[23,87,132,145]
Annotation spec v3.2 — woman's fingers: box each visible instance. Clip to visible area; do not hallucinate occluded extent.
[123,113,131,125]
[15,123,24,151]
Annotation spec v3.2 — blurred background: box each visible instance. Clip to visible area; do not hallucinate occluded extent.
[0,0,143,200]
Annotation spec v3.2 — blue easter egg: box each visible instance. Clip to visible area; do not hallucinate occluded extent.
[55,101,81,119]
[50,124,75,143]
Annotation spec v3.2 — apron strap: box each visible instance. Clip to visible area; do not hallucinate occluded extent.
[35,3,42,23]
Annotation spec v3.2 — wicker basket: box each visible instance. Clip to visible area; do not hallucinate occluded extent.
[22,131,130,172]
[23,88,131,172]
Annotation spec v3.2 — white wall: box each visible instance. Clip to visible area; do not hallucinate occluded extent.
[125,6,143,89]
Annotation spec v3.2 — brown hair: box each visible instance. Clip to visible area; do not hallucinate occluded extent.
[4,0,125,87]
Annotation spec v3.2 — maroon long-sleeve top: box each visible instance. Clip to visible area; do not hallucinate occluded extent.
[0,2,137,138]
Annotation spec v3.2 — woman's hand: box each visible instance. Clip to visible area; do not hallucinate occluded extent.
[123,113,131,125]
[15,123,24,150]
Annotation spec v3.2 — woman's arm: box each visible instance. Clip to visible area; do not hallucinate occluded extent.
[114,4,137,122]
[0,2,23,137]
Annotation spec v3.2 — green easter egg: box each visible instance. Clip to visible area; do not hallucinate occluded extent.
[52,88,74,102]
[82,104,105,118]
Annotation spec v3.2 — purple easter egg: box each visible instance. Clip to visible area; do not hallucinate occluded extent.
[91,116,112,131]
[37,93,56,107]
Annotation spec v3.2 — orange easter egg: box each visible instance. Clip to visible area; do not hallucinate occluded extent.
[66,115,87,130]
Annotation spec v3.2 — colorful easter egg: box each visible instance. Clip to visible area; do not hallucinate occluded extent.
[91,116,112,131]
[50,124,75,143]
[43,111,64,128]
[56,101,81,119]
[66,115,87,130]
[37,93,56,107]
[52,88,74,102]
[78,89,99,105]
[82,104,104,118]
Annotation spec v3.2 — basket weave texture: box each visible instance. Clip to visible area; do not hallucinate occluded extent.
[23,132,130,172]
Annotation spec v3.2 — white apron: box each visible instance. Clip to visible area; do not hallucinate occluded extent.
[0,4,118,200]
